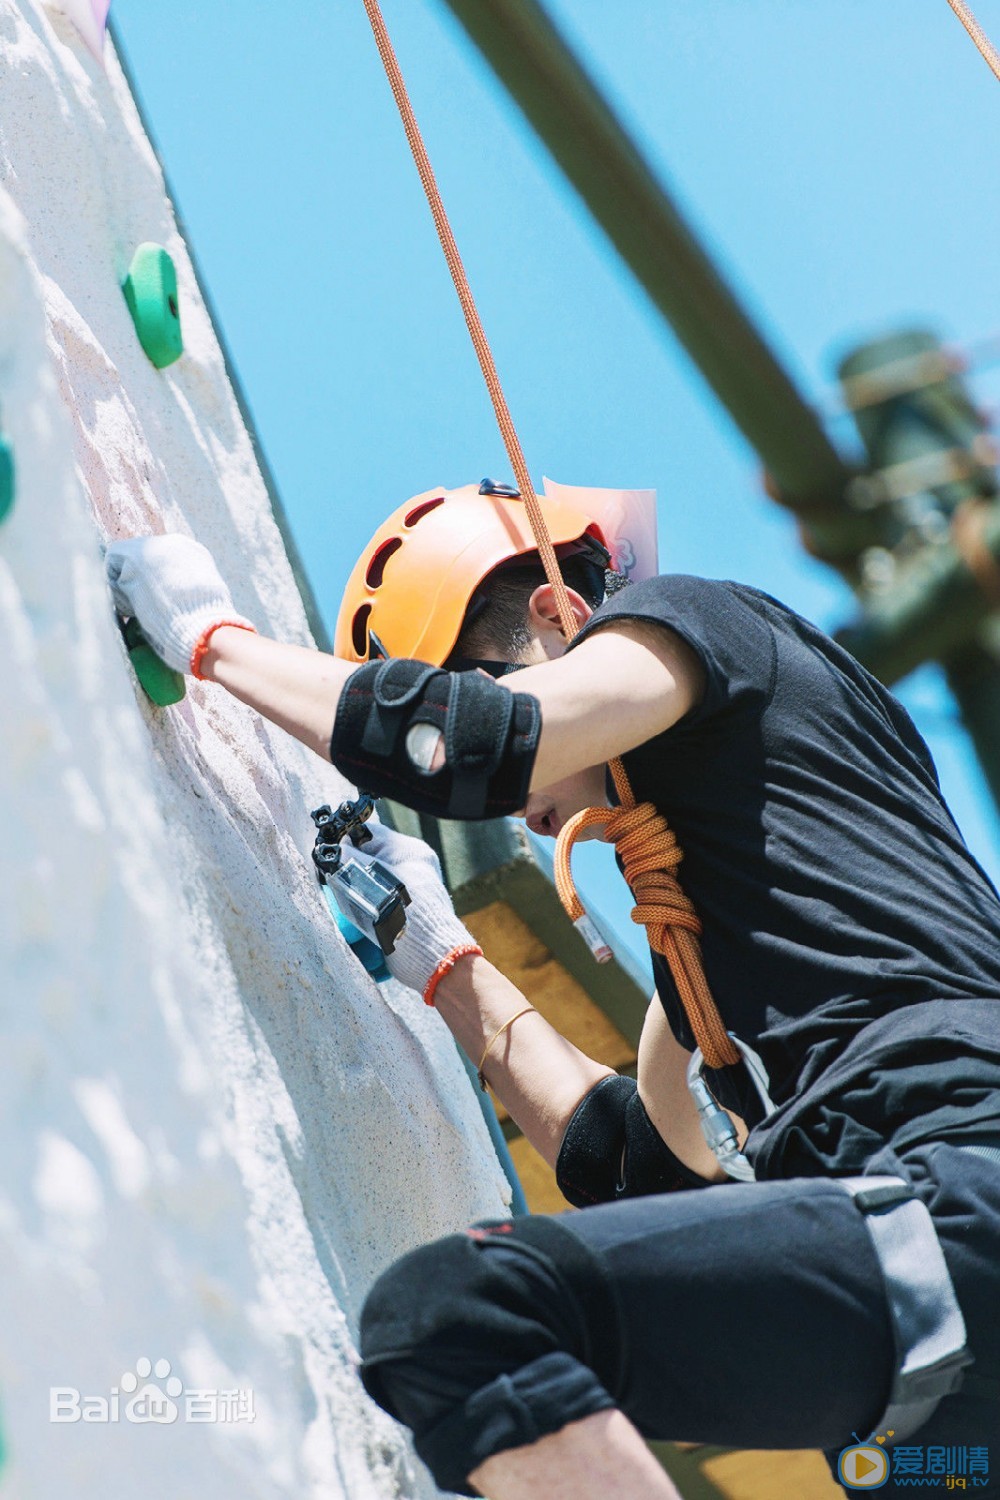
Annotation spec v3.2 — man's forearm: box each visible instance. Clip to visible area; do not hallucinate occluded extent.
[195,622,703,798]
[200,627,353,761]
[434,954,614,1167]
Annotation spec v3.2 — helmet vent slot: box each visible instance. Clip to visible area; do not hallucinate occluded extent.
[365,538,403,588]
[403,497,445,527]
[351,604,372,657]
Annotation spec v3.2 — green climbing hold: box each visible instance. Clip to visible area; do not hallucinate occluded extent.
[120,616,186,706]
[0,435,14,524]
[122,244,183,369]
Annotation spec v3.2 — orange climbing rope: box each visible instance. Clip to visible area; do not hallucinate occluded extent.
[362,0,739,1069]
[946,0,1000,82]
[360,0,576,644]
[554,805,738,1068]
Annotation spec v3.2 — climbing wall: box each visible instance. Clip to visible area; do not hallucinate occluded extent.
[0,3,510,1495]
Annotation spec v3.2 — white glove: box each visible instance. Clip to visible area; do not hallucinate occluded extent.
[105,534,255,675]
[355,818,481,1002]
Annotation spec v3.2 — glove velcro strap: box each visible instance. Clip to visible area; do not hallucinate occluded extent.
[331,659,541,821]
[556,1075,711,1208]
[362,660,443,755]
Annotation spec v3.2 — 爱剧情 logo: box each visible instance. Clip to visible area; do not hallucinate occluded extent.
[839,1440,891,1489]
[839,1433,991,1489]
[50,1357,254,1425]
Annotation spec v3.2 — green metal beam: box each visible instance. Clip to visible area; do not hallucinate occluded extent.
[438,0,851,512]
[835,504,1000,686]
[832,330,1000,814]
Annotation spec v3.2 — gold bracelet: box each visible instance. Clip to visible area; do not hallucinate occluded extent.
[477,1006,536,1092]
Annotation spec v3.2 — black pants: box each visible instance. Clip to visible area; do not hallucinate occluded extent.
[359,1142,1000,1496]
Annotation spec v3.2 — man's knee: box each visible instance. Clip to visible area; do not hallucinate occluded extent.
[359,1218,621,1493]
[360,1222,550,1426]
[360,1216,619,1422]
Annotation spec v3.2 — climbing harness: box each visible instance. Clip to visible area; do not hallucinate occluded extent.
[946,0,1000,83]
[311,795,411,954]
[361,1,742,1096]
[838,1174,972,1441]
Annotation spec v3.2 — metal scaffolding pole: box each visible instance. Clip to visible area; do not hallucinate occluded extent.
[439,0,852,517]
[832,332,1000,807]
[437,4,1000,812]
[835,509,1000,686]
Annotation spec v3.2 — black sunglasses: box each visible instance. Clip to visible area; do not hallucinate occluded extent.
[446,657,526,680]
[367,631,523,679]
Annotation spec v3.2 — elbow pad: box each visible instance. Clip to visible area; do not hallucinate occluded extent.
[555,1075,710,1208]
[330,659,541,821]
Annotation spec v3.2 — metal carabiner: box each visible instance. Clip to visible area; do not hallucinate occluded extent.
[686,1034,777,1183]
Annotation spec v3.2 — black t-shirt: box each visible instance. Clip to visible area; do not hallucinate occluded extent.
[570,575,1000,1178]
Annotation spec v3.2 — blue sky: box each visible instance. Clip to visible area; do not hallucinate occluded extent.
[115,1,1000,974]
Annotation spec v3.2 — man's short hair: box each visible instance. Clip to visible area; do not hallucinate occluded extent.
[448,551,608,664]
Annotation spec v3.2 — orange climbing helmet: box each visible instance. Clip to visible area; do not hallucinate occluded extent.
[335,480,610,665]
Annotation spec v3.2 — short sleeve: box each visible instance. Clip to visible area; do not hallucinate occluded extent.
[569,574,776,729]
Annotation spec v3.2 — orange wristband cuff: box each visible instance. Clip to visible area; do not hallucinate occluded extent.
[191,620,257,680]
[423,943,484,1007]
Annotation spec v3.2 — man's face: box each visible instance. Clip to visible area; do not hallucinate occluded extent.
[523,763,610,841]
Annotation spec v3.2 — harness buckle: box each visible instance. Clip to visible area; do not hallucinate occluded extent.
[686,1034,777,1182]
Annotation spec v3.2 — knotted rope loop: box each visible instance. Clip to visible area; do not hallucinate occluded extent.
[556,802,740,1070]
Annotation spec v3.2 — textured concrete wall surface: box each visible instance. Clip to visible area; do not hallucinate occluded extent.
[0,4,509,1494]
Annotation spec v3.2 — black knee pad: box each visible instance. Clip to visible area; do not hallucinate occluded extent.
[556,1074,710,1207]
[330,658,541,820]
[359,1218,620,1432]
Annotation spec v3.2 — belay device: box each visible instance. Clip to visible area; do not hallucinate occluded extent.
[311,796,410,959]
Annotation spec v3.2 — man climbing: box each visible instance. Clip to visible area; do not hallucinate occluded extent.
[107,482,1000,1500]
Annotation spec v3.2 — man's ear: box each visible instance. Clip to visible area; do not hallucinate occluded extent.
[527,583,594,640]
